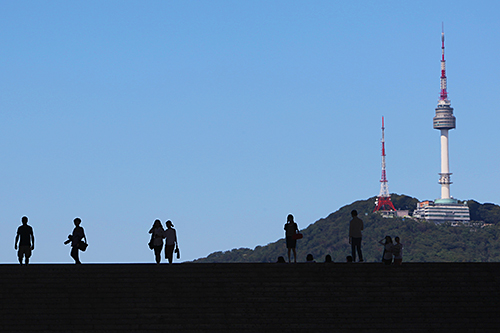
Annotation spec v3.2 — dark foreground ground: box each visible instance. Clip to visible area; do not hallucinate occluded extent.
[1,262,499,332]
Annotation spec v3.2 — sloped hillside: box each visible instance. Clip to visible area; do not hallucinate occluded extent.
[194,194,500,263]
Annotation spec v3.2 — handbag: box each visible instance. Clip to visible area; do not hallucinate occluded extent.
[175,246,180,259]
[78,241,88,252]
[148,232,154,250]
[292,233,303,240]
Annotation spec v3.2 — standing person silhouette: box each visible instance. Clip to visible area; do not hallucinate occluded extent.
[349,210,364,262]
[149,219,165,264]
[14,216,35,265]
[164,220,178,264]
[379,236,394,265]
[393,236,403,265]
[284,214,299,263]
[70,218,87,265]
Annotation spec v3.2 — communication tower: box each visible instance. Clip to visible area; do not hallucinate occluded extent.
[433,24,456,200]
[374,116,396,212]
[413,25,470,223]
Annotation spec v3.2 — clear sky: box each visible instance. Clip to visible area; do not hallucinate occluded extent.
[1,1,499,263]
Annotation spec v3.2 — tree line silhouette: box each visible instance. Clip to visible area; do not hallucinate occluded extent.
[194,194,500,263]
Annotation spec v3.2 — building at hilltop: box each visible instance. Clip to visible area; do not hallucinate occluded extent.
[413,200,470,223]
[413,27,470,223]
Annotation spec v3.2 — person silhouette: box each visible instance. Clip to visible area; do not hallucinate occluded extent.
[306,254,316,263]
[14,216,35,265]
[393,236,403,265]
[70,218,87,264]
[379,236,394,265]
[349,210,364,262]
[163,220,178,264]
[149,219,165,264]
[277,256,286,263]
[284,214,299,263]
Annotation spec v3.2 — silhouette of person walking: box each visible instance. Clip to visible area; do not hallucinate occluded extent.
[14,216,35,265]
[349,210,364,262]
[284,214,299,263]
[164,220,178,264]
[379,236,394,265]
[70,218,87,264]
[149,219,165,264]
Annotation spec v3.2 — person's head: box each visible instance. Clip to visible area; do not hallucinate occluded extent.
[395,236,400,243]
[385,235,393,244]
[73,217,81,226]
[166,220,174,229]
[325,255,332,263]
[21,216,28,225]
[277,256,286,263]
[153,219,162,228]
[351,210,358,217]
[346,255,353,263]
[287,214,294,223]
[306,254,314,262]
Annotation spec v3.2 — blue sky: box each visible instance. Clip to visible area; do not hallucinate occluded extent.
[1,1,499,263]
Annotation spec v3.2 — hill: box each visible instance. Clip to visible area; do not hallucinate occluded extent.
[194,194,500,263]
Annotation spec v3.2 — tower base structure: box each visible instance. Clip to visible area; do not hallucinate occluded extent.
[374,195,396,212]
[413,199,470,224]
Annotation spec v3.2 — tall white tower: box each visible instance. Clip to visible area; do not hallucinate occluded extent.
[412,26,470,223]
[433,26,456,200]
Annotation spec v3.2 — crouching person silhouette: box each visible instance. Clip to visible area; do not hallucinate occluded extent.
[66,218,87,264]
[14,216,35,265]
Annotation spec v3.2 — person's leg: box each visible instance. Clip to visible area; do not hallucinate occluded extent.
[18,248,23,265]
[154,246,161,264]
[286,236,292,263]
[292,248,297,263]
[25,247,32,265]
[71,246,81,264]
[352,238,362,262]
[357,240,363,262]
[165,245,174,264]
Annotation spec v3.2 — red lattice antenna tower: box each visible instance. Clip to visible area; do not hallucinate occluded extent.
[374,116,396,212]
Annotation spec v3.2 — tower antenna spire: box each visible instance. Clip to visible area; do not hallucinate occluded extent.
[440,22,448,101]
[374,116,396,212]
